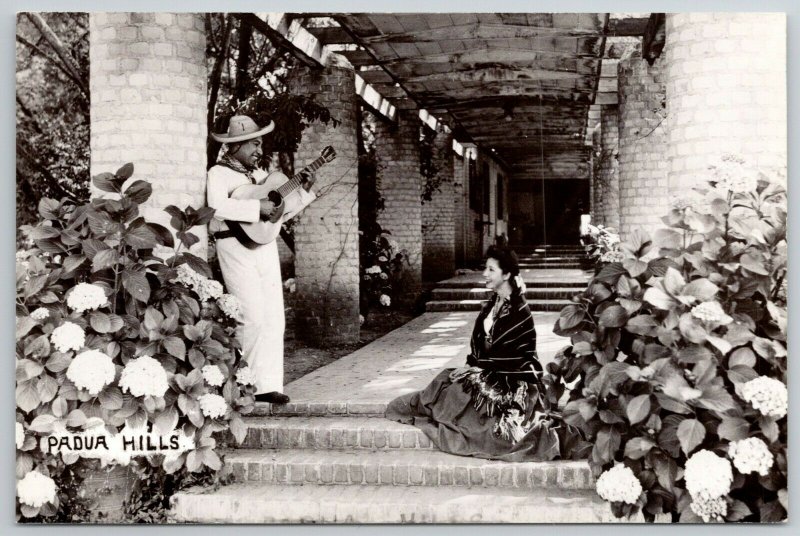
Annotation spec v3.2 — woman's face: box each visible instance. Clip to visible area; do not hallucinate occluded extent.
[482,257,509,292]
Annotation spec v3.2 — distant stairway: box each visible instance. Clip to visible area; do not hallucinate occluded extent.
[426,245,592,313]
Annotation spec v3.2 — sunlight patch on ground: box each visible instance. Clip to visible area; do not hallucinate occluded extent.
[386,357,453,372]
[411,344,466,358]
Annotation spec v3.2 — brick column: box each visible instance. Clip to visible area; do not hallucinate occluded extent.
[595,105,620,230]
[664,13,787,193]
[616,56,668,240]
[422,128,455,282]
[374,109,422,304]
[288,57,360,345]
[452,152,467,267]
[90,13,208,256]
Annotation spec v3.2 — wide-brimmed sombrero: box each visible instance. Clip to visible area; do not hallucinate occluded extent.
[211,115,275,143]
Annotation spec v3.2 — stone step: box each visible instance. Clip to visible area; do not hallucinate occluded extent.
[438,280,589,289]
[432,287,583,300]
[224,448,595,491]
[251,400,387,417]
[170,482,623,524]
[237,416,435,450]
[518,263,585,269]
[426,299,573,312]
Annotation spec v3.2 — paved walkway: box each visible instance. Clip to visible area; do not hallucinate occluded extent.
[284,311,566,407]
[445,267,592,286]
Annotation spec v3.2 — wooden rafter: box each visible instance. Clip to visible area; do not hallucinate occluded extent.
[241,13,329,68]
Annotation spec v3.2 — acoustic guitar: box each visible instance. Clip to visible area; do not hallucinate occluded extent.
[226,146,336,248]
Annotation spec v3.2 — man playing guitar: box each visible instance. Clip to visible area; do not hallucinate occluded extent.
[207,114,316,404]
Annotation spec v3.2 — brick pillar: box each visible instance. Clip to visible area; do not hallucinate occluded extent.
[617,56,668,241]
[374,109,422,304]
[453,152,467,267]
[422,128,455,282]
[90,13,208,256]
[595,105,620,230]
[664,13,787,193]
[288,57,360,345]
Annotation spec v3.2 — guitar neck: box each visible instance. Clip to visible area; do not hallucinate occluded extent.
[275,156,327,197]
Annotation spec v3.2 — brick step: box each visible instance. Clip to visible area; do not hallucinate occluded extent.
[518,263,585,269]
[437,280,589,289]
[170,482,624,524]
[426,299,573,312]
[251,400,388,417]
[517,255,587,261]
[237,416,435,450]
[224,448,595,490]
[432,287,583,300]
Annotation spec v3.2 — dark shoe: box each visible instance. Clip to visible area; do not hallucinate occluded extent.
[255,391,291,405]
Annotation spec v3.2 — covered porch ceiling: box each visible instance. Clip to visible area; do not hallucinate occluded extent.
[247,12,659,181]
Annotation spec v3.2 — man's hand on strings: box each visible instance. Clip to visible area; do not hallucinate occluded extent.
[300,169,317,191]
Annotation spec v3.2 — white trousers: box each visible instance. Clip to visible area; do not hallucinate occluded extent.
[216,237,285,394]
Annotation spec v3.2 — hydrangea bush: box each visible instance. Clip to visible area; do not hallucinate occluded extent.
[359,228,407,315]
[582,223,623,268]
[546,168,787,522]
[15,164,256,520]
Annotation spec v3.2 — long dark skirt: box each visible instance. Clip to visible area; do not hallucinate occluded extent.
[385,369,560,462]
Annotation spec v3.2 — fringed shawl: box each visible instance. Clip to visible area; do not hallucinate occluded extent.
[455,287,544,442]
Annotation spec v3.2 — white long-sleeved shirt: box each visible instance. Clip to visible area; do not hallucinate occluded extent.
[207,165,316,234]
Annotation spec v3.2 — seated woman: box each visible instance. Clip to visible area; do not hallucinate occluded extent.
[386,246,559,462]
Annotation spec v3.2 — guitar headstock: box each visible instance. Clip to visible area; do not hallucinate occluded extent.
[320,145,336,163]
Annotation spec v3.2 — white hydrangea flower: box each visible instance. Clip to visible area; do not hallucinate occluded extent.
[196,279,223,303]
[740,376,787,419]
[198,393,228,419]
[66,282,108,313]
[595,464,643,505]
[17,470,57,508]
[379,272,388,280]
[202,364,225,387]
[30,307,50,321]
[684,450,734,501]
[235,366,257,386]
[16,422,24,450]
[728,437,774,476]
[378,255,388,262]
[66,349,116,396]
[365,265,382,275]
[217,293,241,320]
[599,250,624,263]
[119,355,169,398]
[691,301,733,325]
[172,263,205,287]
[690,495,728,523]
[50,321,86,353]
[283,278,296,294]
[379,294,391,307]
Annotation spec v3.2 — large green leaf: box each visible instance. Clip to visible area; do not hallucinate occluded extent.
[624,437,656,459]
[625,314,659,336]
[644,287,676,310]
[599,305,629,328]
[122,269,151,303]
[728,347,756,368]
[681,278,719,302]
[677,418,706,455]
[557,304,584,331]
[626,394,651,424]
[155,406,179,435]
[717,417,750,441]
[16,380,41,412]
[163,336,186,360]
[123,179,152,204]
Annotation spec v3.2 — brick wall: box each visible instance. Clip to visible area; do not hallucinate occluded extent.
[664,13,787,192]
[594,105,620,231]
[617,56,668,240]
[374,109,422,303]
[421,129,455,282]
[90,12,208,256]
[289,57,360,345]
[452,153,467,267]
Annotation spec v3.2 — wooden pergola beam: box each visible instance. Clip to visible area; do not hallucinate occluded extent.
[643,13,667,65]
[242,13,329,68]
[306,26,353,45]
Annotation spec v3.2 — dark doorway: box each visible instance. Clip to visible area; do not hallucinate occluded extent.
[508,179,589,246]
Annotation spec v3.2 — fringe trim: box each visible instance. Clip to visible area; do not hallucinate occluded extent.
[450,367,533,443]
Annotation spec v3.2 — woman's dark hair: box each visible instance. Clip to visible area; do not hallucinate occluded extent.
[485,245,520,277]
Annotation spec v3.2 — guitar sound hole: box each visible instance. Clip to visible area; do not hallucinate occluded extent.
[267,191,283,206]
